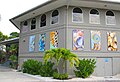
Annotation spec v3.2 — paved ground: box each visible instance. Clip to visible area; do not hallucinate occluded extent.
[0,65,40,82]
[0,65,120,82]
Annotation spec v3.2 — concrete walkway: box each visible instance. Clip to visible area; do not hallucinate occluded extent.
[0,65,40,82]
[0,65,120,82]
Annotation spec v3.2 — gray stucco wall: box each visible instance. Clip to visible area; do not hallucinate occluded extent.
[66,6,120,76]
[19,5,120,76]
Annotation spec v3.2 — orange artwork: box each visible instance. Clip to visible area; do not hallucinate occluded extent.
[107,32,118,51]
[50,31,58,49]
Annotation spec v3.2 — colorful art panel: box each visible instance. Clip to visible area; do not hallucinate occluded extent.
[29,35,35,52]
[50,31,58,49]
[91,31,101,50]
[73,30,84,50]
[39,33,46,52]
[107,32,118,51]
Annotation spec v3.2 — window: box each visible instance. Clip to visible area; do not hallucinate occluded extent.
[31,18,36,30]
[40,14,46,27]
[51,10,59,24]
[89,9,100,24]
[22,21,28,33]
[72,7,83,23]
[106,10,115,25]
[23,21,28,26]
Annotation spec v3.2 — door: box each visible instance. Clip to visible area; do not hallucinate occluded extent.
[96,58,112,76]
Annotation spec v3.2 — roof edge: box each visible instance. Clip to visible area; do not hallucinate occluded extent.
[11,0,57,20]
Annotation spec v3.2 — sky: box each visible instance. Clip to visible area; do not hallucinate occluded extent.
[0,0,48,36]
[0,0,120,36]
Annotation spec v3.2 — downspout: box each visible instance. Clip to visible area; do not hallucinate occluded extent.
[65,0,71,73]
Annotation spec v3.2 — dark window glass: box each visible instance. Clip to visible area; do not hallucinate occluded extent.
[106,10,114,16]
[73,7,82,13]
[31,18,36,30]
[52,10,59,17]
[23,21,28,26]
[90,9,99,15]
[40,14,46,27]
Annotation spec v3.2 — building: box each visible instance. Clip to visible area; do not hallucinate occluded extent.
[10,0,120,76]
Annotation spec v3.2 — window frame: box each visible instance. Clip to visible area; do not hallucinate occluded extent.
[31,18,36,30]
[21,21,28,33]
[72,7,84,23]
[105,10,116,25]
[50,9,59,25]
[40,14,46,27]
[89,9,100,24]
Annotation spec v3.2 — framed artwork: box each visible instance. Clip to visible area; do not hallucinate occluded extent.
[73,30,84,50]
[50,31,58,49]
[91,31,101,50]
[29,35,35,52]
[39,33,46,52]
[107,32,118,51]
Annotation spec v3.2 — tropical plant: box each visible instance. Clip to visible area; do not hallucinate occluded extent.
[44,48,79,79]
[74,59,96,78]
[22,59,42,75]
[53,72,68,80]
[44,48,63,72]
[0,31,8,41]
[40,61,57,77]
[0,50,6,63]
[9,55,17,69]
[9,32,19,39]
[44,48,79,72]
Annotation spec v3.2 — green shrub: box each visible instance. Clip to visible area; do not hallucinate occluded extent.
[40,61,57,77]
[74,59,96,78]
[53,72,68,80]
[9,55,18,69]
[22,59,42,75]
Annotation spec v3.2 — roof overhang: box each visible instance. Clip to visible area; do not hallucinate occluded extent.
[0,37,19,45]
[10,0,120,30]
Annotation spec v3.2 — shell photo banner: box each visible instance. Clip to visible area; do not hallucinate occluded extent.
[107,32,118,51]
[73,30,84,50]
[29,35,35,52]
[50,31,58,49]
[91,31,101,50]
[39,33,46,52]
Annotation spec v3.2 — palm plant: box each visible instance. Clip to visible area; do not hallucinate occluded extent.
[44,48,62,72]
[44,48,79,73]
[60,48,79,70]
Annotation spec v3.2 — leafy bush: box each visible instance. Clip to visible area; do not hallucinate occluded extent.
[9,55,18,69]
[74,59,96,78]
[40,61,57,77]
[9,55,17,62]
[53,72,68,80]
[22,59,42,75]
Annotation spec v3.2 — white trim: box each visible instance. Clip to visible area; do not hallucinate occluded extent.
[72,7,84,23]
[89,8,100,24]
[105,10,116,25]
[50,9,59,25]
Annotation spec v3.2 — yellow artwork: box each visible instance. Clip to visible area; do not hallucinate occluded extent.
[107,32,118,51]
[50,31,58,49]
